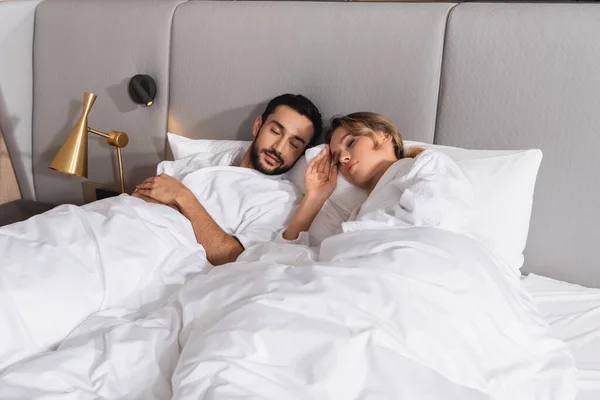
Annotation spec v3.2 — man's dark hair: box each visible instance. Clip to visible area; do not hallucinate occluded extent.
[260,94,323,149]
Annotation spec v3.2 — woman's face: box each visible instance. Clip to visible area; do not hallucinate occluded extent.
[329,127,394,190]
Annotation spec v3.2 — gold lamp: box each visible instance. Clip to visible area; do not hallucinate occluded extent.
[49,92,129,193]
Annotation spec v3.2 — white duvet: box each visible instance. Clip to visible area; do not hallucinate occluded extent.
[0,195,208,371]
[171,228,575,400]
[0,151,577,399]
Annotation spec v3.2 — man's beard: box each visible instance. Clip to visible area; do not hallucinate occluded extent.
[249,141,291,176]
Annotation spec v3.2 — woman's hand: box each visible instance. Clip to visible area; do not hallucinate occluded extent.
[304,145,338,202]
[283,147,337,241]
[135,173,194,207]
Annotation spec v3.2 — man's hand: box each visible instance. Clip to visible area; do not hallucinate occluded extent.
[131,191,179,212]
[135,174,193,208]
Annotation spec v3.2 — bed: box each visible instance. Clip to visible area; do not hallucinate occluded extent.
[1,0,600,398]
[524,274,600,400]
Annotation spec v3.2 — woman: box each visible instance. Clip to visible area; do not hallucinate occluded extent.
[283,112,472,241]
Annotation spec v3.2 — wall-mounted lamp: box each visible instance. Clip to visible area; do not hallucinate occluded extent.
[128,74,156,107]
[49,92,129,193]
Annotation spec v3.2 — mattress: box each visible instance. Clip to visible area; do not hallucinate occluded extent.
[523,274,600,400]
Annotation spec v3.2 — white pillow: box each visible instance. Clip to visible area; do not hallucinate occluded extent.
[167,132,250,160]
[157,148,244,181]
[409,141,543,270]
[310,139,542,271]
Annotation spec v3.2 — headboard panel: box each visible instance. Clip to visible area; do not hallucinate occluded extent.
[0,0,40,201]
[168,1,455,142]
[436,3,600,286]
[32,0,184,205]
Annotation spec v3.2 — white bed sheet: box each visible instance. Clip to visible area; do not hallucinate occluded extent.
[523,273,600,400]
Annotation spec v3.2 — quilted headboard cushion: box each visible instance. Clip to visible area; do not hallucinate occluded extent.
[0,0,40,201]
[168,2,455,143]
[32,0,184,205]
[436,4,600,286]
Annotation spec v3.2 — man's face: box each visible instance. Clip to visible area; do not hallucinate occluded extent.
[249,105,315,175]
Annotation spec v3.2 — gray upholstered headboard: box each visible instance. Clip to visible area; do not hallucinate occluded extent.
[436,4,600,287]
[168,2,451,144]
[1,0,599,287]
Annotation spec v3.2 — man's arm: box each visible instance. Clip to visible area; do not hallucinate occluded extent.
[131,191,179,211]
[135,174,243,266]
[175,192,244,265]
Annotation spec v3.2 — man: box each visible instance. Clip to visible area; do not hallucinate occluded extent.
[134,94,322,266]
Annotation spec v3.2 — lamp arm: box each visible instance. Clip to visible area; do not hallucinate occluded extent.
[116,147,125,193]
[88,127,110,139]
[88,127,129,194]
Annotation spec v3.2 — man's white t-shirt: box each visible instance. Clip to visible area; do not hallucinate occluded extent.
[157,148,301,250]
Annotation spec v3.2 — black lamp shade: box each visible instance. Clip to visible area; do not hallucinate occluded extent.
[128,74,156,107]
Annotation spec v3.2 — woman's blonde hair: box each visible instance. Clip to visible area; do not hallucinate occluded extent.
[327,112,424,159]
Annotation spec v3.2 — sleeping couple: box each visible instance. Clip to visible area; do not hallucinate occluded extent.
[2,95,575,399]
[0,92,469,371]
[133,92,470,264]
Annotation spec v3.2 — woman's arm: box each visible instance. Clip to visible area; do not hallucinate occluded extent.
[283,146,337,241]
[282,194,328,241]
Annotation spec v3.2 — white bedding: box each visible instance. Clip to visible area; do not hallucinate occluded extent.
[0,195,209,371]
[523,274,600,400]
[171,229,575,400]
[0,151,577,399]
[0,303,182,399]
[342,149,473,234]
[2,230,574,399]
